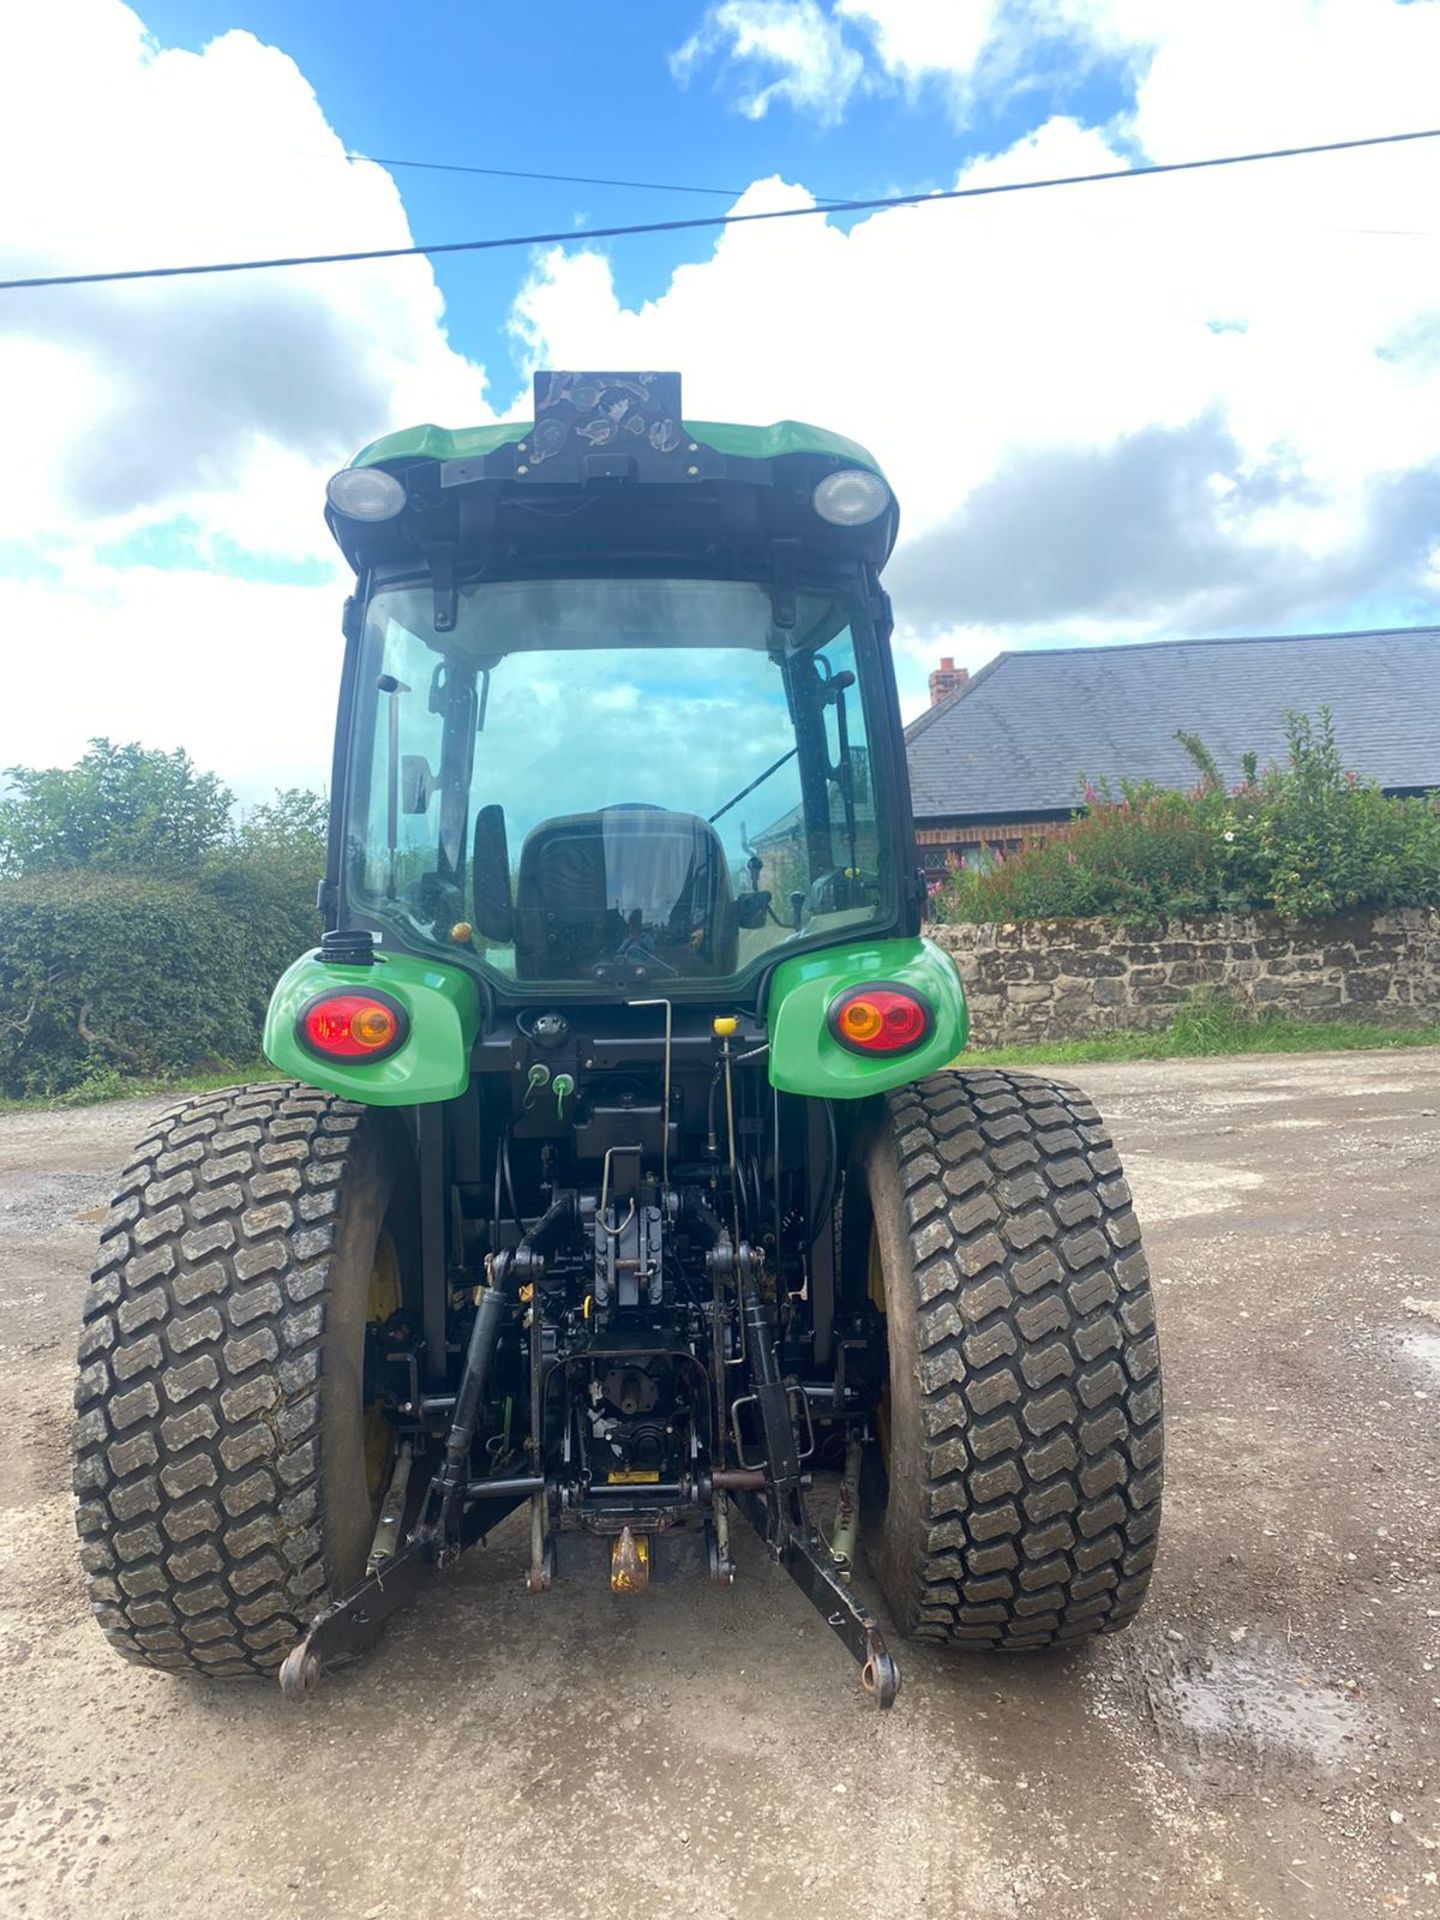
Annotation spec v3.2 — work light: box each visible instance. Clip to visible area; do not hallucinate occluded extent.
[812,468,891,526]
[326,466,407,521]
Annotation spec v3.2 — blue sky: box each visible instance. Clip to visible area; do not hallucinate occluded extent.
[135,0,1129,389]
[4,1,1439,801]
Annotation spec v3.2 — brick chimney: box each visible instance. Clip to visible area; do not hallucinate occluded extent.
[928,656,969,706]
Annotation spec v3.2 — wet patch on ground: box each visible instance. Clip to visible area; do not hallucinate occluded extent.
[1159,1642,1364,1775]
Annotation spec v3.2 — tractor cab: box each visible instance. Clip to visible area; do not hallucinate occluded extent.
[322,372,916,1003]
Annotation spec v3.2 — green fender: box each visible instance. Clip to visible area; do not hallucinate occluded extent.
[765,936,968,1100]
[263,949,482,1107]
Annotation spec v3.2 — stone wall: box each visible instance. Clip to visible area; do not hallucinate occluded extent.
[924,909,1440,1048]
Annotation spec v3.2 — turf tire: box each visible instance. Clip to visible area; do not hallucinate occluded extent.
[72,1082,402,1678]
[861,1068,1163,1650]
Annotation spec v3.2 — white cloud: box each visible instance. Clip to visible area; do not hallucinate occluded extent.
[1111,0,1440,158]
[0,1,495,793]
[837,0,1000,88]
[679,0,1440,142]
[511,91,1440,712]
[0,561,348,805]
[671,0,868,124]
[677,0,1098,126]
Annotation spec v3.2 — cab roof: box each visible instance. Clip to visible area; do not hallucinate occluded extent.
[352,415,886,479]
[330,374,898,580]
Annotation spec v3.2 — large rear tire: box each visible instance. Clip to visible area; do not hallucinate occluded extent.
[859,1069,1162,1649]
[72,1083,404,1677]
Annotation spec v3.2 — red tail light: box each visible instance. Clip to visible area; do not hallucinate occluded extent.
[297,990,408,1062]
[828,983,933,1056]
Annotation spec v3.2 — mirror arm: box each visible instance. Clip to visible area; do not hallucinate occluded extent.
[769,537,799,631]
[431,543,458,633]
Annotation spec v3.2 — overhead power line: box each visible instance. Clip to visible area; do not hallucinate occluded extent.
[344,149,848,204]
[3,125,1437,295]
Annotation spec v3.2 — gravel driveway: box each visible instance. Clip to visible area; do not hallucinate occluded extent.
[1,1052,1437,1919]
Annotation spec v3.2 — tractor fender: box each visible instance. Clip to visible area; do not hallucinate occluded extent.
[263,948,481,1106]
[764,935,968,1100]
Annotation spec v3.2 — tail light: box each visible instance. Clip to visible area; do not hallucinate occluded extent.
[297,989,408,1062]
[828,983,932,1056]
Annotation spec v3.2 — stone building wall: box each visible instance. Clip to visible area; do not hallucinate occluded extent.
[924,909,1440,1048]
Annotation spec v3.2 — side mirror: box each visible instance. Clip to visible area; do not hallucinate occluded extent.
[401,755,436,814]
[472,804,514,943]
[734,891,771,930]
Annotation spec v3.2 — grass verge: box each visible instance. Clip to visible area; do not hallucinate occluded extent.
[0,1062,273,1116]
[962,998,1440,1067]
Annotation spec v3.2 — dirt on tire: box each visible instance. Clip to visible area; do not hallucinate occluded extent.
[72,1082,393,1676]
[864,1069,1162,1649]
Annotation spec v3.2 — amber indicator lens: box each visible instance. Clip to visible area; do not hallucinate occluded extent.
[299,992,405,1061]
[829,985,931,1055]
[838,998,884,1042]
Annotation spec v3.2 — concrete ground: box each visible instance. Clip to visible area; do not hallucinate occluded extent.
[1,1052,1437,1920]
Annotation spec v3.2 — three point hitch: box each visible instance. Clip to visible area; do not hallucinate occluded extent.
[278,1247,899,1710]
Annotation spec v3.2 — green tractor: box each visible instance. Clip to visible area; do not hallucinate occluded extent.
[73,374,1162,1707]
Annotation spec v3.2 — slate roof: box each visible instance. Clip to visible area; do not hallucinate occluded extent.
[904,626,1440,822]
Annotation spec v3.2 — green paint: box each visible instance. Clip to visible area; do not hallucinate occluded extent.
[352,420,528,467]
[263,949,481,1107]
[765,936,969,1100]
[351,417,884,478]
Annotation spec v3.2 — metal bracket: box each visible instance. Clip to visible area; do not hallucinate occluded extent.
[731,1486,900,1710]
[278,1530,435,1699]
[724,1259,899,1708]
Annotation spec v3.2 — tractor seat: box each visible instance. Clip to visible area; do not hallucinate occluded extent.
[513,804,736,981]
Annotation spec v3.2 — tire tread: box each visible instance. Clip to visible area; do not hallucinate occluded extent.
[72,1082,365,1677]
[878,1068,1163,1649]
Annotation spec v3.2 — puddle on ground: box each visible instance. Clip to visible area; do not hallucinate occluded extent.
[1167,1651,1359,1767]
[1400,1330,1440,1384]
[1090,1638,1369,1787]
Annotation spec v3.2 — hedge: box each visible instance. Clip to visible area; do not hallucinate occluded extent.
[937,712,1440,926]
[0,868,319,1098]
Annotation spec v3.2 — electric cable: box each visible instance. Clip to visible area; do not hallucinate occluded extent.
[344,149,849,204]
[4,125,1437,293]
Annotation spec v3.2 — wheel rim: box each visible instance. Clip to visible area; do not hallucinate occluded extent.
[364,1228,402,1504]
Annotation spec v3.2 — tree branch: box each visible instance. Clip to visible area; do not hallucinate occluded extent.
[76,999,142,1066]
[0,966,71,1037]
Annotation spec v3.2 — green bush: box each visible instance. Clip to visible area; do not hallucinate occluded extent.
[938,710,1440,925]
[0,738,232,875]
[0,869,319,1098]
[0,742,327,1097]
